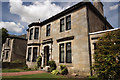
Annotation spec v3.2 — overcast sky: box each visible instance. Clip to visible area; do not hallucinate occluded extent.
[0,0,119,35]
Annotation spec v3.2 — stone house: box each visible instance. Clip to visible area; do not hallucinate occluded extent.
[1,36,27,63]
[26,1,113,76]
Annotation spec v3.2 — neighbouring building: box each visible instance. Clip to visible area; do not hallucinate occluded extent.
[26,1,113,76]
[1,36,27,63]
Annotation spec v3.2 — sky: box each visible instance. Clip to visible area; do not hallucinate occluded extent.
[0,0,119,35]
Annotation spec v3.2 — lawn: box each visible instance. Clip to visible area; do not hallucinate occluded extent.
[2,73,66,80]
[2,68,34,73]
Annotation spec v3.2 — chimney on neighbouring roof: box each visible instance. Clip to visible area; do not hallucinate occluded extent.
[93,0,104,16]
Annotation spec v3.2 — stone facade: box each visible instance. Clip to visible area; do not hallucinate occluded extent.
[26,2,113,76]
[1,37,27,63]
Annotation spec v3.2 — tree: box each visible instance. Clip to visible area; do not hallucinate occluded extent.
[0,28,9,45]
[93,29,120,79]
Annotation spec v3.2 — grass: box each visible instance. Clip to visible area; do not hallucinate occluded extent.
[2,68,34,73]
[2,73,66,80]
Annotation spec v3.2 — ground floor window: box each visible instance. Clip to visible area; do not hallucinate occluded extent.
[59,43,64,63]
[27,47,31,61]
[32,47,38,62]
[66,42,72,63]
[59,42,72,63]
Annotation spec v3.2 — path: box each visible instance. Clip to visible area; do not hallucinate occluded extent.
[1,70,47,76]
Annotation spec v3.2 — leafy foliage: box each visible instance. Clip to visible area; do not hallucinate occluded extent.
[51,70,60,75]
[0,28,9,45]
[48,60,56,72]
[93,29,120,79]
[60,64,68,75]
[36,56,42,68]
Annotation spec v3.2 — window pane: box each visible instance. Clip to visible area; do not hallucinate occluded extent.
[8,39,10,46]
[29,29,33,40]
[60,18,64,32]
[27,47,31,61]
[46,24,50,36]
[32,47,38,62]
[66,15,71,30]
[5,51,9,60]
[34,28,39,39]
[59,43,64,63]
[66,42,72,63]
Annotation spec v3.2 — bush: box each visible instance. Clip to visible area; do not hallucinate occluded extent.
[23,64,28,70]
[60,64,68,75]
[48,60,56,72]
[51,70,60,75]
[60,64,66,70]
[93,29,120,79]
[36,56,42,68]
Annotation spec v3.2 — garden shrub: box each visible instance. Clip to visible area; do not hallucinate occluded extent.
[48,60,56,72]
[60,64,68,75]
[93,29,120,79]
[36,56,42,68]
[23,64,28,70]
[51,70,60,75]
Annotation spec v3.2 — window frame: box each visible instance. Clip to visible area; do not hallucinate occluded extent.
[66,42,72,63]
[32,47,38,62]
[27,47,32,62]
[66,15,71,30]
[5,51,9,60]
[59,43,64,63]
[60,18,65,32]
[29,28,33,40]
[46,24,51,36]
[34,28,39,39]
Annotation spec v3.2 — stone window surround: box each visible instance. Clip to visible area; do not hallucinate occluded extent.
[58,41,72,64]
[29,26,40,40]
[26,46,39,62]
[59,14,71,33]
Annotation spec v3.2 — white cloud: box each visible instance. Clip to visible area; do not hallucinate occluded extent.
[9,0,66,23]
[0,22,24,33]
[109,4,119,11]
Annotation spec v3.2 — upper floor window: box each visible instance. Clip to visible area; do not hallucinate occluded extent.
[7,39,10,46]
[29,28,33,40]
[32,47,37,62]
[66,42,72,63]
[59,43,64,63]
[66,15,71,30]
[46,24,51,36]
[60,18,64,32]
[27,47,31,61]
[34,28,39,39]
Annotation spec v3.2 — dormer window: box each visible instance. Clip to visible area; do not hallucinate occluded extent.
[34,28,39,39]
[29,28,33,40]
[46,24,51,36]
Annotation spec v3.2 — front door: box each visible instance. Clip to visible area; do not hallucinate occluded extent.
[44,46,49,67]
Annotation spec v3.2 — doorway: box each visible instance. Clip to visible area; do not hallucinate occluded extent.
[44,46,49,66]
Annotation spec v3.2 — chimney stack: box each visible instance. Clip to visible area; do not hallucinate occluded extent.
[93,0,104,16]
